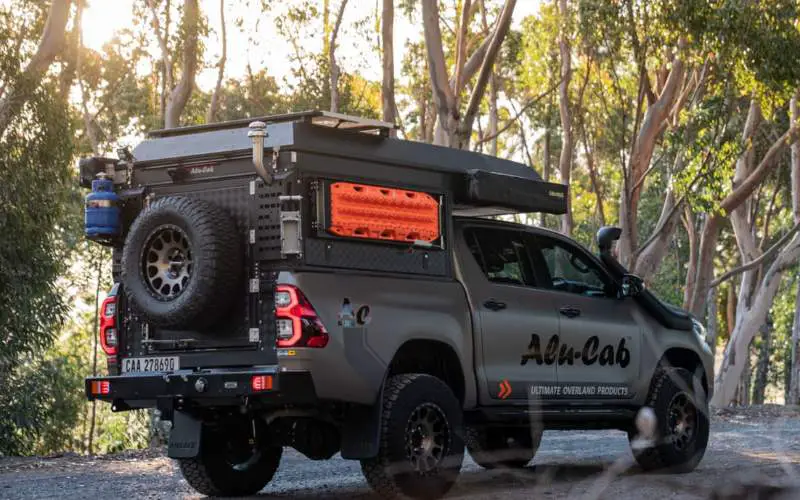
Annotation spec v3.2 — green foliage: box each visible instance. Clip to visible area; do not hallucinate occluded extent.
[0,85,80,454]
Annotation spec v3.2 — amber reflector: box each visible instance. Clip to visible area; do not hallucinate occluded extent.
[329,182,440,243]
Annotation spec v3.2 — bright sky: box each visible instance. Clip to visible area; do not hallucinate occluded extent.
[81,0,543,93]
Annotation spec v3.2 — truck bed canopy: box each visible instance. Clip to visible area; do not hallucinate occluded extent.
[132,111,568,216]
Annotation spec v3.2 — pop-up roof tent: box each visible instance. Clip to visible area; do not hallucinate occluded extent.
[133,110,568,218]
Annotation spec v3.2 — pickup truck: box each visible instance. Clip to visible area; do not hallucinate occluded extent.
[83,111,713,499]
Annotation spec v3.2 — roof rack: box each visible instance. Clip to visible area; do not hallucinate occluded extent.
[148,110,395,138]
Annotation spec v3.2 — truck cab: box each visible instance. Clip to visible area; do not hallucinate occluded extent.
[84,111,713,499]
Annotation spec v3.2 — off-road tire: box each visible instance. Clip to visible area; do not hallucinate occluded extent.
[360,374,465,500]
[466,424,542,469]
[629,367,709,473]
[122,196,242,328]
[178,428,282,497]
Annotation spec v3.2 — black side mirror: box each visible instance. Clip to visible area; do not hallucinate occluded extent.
[620,274,645,298]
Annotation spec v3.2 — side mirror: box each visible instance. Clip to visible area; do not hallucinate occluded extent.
[620,274,645,298]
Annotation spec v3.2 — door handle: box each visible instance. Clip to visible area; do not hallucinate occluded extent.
[484,299,507,311]
[559,306,581,318]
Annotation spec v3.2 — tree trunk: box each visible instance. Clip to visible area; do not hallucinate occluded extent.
[789,281,800,405]
[487,71,499,157]
[422,0,516,149]
[707,286,718,357]
[206,0,227,124]
[617,58,685,266]
[540,130,552,226]
[556,0,573,235]
[329,0,349,113]
[381,0,397,132]
[735,347,751,406]
[0,0,72,137]
[682,209,699,309]
[751,323,771,405]
[712,234,800,406]
[164,0,199,129]
[87,247,104,455]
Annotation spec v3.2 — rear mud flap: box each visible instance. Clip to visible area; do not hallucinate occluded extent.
[340,388,383,459]
[168,411,202,458]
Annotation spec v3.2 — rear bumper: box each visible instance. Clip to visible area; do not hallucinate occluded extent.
[85,367,318,410]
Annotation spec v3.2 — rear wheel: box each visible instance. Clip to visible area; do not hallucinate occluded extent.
[629,367,709,473]
[466,424,541,469]
[178,423,281,497]
[361,374,465,500]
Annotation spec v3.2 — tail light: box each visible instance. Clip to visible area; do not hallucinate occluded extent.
[99,295,118,355]
[90,380,111,395]
[251,375,274,392]
[274,285,329,348]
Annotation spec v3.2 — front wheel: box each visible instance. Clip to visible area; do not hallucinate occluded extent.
[361,374,465,500]
[178,422,282,497]
[629,367,709,473]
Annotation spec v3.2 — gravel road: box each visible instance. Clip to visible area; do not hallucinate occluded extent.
[2,408,799,499]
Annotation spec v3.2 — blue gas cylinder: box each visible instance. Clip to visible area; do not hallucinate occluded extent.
[85,173,121,237]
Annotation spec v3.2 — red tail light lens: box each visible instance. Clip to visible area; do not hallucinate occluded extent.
[90,380,111,395]
[251,375,274,392]
[274,285,329,348]
[99,295,118,355]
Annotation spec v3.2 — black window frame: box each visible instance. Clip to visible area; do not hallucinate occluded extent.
[525,233,617,299]
[463,226,538,288]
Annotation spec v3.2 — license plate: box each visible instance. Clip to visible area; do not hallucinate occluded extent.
[122,356,179,374]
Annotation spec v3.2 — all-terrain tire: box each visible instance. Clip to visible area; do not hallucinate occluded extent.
[629,367,709,473]
[360,374,465,500]
[466,423,542,469]
[178,427,282,497]
[122,196,242,328]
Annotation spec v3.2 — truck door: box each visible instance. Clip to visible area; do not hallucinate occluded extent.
[528,234,642,402]
[457,225,559,405]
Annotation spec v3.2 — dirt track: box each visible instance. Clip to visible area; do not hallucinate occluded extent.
[2,408,799,499]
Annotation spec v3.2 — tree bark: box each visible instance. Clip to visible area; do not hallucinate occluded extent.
[422,0,516,149]
[421,0,457,145]
[556,0,573,235]
[206,0,227,123]
[0,0,72,138]
[458,0,516,149]
[541,129,552,226]
[487,71,499,156]
[164,0,199,129]
[751,323,771,405]
[712,233,800,406]
[329,0,349,113]
[688,101,799,316]
[682,208,699,309]
[381,0,397,131]
[789,281,800,405]
[617,56,685,266]
[707,286,718,357]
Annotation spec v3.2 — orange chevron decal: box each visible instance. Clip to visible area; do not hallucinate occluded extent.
[498,379,512,399]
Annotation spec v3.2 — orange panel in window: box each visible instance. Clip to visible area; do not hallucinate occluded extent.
[329,182,440,243]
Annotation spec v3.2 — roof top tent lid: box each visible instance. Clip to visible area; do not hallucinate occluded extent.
[148,110,395,138]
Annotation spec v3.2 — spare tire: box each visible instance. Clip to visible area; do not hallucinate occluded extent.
[121,196,243,329]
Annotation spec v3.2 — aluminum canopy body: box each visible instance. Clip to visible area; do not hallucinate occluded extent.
[130,110,567,216]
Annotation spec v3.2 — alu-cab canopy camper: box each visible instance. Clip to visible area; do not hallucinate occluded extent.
[81,110,567,277]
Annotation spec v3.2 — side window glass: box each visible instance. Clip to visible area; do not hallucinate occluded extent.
[536,237,609,297]
[465,228,533,286]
